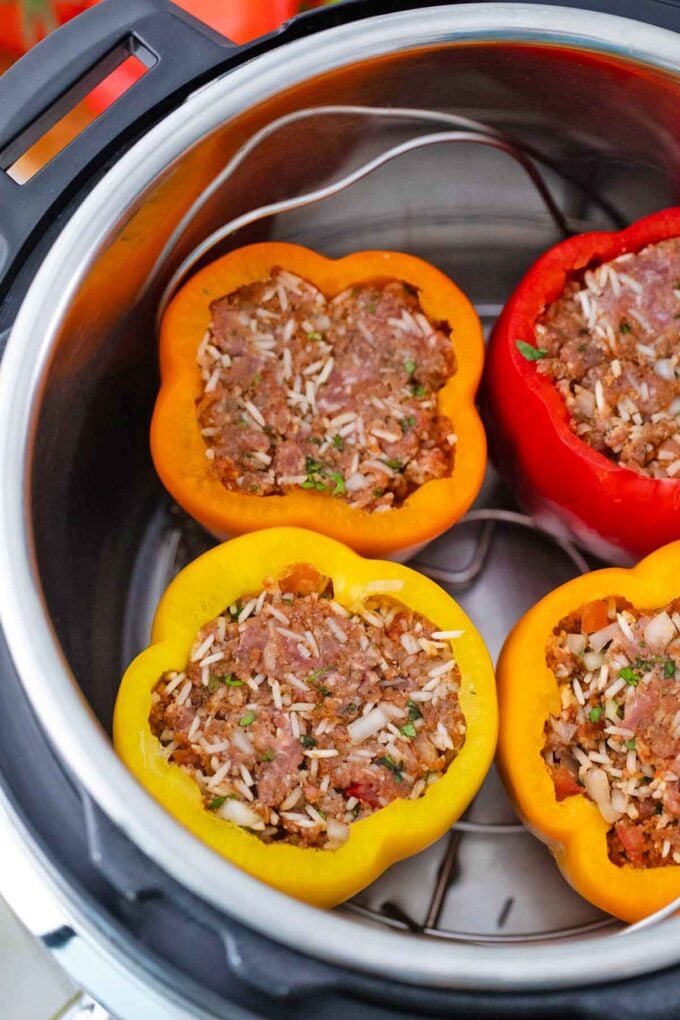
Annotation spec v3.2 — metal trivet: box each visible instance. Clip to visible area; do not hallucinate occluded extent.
[154,102,628,321]
[341,510,619,943]
[131,102,680,943]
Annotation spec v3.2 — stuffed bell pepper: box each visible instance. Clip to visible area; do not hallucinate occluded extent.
[114,528,497,907]
[498,540,680,922]
[485,207,680,563]
[152,242,486,559]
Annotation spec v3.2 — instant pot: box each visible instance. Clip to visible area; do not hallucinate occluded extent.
[3,1,680,1016]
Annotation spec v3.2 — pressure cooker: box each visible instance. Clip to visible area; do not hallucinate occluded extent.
[3,0,680,1016]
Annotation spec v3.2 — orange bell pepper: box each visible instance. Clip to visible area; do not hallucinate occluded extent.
[497,541,680,922]
[151,242,486,558]
[114,528,497,907]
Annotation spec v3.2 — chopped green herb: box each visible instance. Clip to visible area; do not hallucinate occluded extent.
[618,666,638,685]
[300,735,316,749]
[319,687,332,698]
[218,674,242,687]
[309,436,322,446]
[239,711,256,727]
[400,415,416,433]
[307,331,323,341]
[330,471,346,496]
[515,340,547,361]
[332,434,345,451]
[625,739,637,750]
[577,343,586,353]
[404,358,417,375]
[588,706,603,723]
[228,603,242,618]
[633,656,657,673]
[373,488,383,498]
[207,675,220,694]
[248,485,260,493]
[664,658,676,678]
[619,321,632,334]
[261,749,274,762]
[412,384,427,398]
[384,458,403,471]
[302,455,327,491]
[377,754,404,782]
[308,666,334,681]
[352,804,361,818]
[400,723,417,739]
[366,300,378,314]
[407,698,422,721]
[345,702,358,715]
[252,373,262,386]
[617,705,625,719]
[208,796,226,811]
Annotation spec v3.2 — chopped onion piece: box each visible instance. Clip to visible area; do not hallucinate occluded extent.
[589,622,620,653]
[573,385,595,418]
[554,720,577,743]
[655,358,676,381]
[218,799,265,830]
[347,705,390,743]
[584,766,609,803]
[644,611,675,651]
[346,472,369,492]
[583,650,605,671]
[598,801,623,825]
[611,788,629,813]
[326,818,350,849]
[566,633,587,655]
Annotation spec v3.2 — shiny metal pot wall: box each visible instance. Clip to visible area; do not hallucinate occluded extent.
[1,2,680,1000]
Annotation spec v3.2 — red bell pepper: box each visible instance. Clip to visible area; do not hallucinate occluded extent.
[0,1,305,113]
[484,207,680,563]
[0,1,90,56]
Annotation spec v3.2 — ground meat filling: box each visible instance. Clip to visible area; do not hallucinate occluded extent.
[543,596,680,868]
[196,269,457,512]
[150,565,466,849]
[536,238,680,477]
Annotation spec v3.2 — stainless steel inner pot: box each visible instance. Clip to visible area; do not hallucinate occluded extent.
[2,2,680,994]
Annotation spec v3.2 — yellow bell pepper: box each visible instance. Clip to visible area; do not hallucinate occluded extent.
[497,541,680,923]
[114,527,497,907]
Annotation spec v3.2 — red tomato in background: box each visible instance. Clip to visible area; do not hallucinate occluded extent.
[0,0,306,56]
[0,1,90,56]
[174,0,302,44]
[0,0,322,112]
[86,0,303,112]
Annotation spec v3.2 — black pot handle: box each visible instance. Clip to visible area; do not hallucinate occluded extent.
[0,0,236,302]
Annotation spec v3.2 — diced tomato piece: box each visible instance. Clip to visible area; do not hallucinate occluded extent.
[615,821,646,864]
[580,600,610,634]
[279,563,328,595]
[346,782,381,809]
[552,765,582,801]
